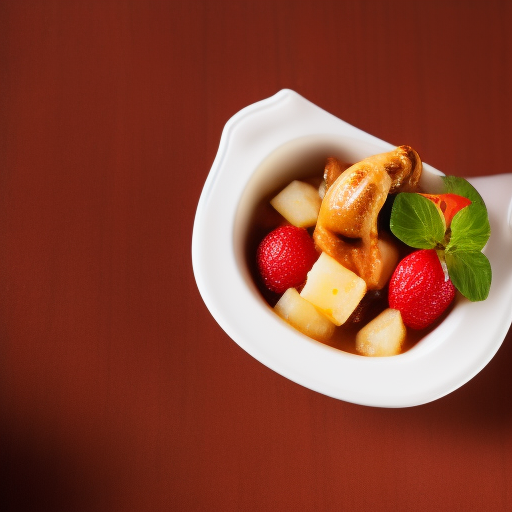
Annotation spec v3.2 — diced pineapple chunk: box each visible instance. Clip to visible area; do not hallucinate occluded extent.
[270,180,322,228]
[374,233,400,289]
[355,308,406,357]
[318,180,327,200]
[300,252,367,326]
[274,288,335,341]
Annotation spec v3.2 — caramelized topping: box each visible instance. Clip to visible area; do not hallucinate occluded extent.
[314,146,422,289]
[323,157,350,191]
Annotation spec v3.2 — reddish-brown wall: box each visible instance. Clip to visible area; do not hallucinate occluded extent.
[1,1,511,510]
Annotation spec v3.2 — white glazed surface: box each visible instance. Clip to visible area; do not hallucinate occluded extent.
[192,89,512,408]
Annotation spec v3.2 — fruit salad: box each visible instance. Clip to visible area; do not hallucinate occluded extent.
[250,146,492,357]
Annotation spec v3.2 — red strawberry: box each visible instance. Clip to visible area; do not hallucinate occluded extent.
[257,225,319,294]
[388,249,456,330]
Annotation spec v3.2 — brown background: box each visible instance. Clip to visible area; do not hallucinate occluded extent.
[1,1,512,511]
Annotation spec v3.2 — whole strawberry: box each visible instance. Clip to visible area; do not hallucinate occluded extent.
[388,249,456,330]
[257,225,319,294]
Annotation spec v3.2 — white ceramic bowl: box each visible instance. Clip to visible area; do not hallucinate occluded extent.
[192,89,512,408]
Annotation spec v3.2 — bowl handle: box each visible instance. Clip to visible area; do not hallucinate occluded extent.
[468,174,512,231]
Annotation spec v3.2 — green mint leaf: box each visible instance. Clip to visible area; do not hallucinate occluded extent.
[390,193,445,249]
[446,203,491,252]
[445,250,492,301]
[442,176,484,205]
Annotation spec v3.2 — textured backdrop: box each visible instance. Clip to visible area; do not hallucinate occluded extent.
[1,1,511,511]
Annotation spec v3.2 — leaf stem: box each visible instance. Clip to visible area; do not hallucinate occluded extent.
[436,249,450,282]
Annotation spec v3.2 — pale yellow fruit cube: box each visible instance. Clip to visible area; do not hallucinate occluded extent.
[299,252,367,326]
[274,288,335,341]
[374,233,400,289]
[270,180,322,228]
[355,308,406,357]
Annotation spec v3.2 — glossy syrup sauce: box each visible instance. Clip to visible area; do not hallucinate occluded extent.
[244,171,452,355]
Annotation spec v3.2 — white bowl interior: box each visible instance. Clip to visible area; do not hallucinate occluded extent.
[233,133,449,357]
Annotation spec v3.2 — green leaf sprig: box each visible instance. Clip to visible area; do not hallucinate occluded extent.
[389,176,491,302]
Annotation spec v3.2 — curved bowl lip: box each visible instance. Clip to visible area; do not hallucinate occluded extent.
[192,88,512,408]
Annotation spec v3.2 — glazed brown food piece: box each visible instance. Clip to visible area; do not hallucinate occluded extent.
[323,157,350,191]
[313,146,422,290]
